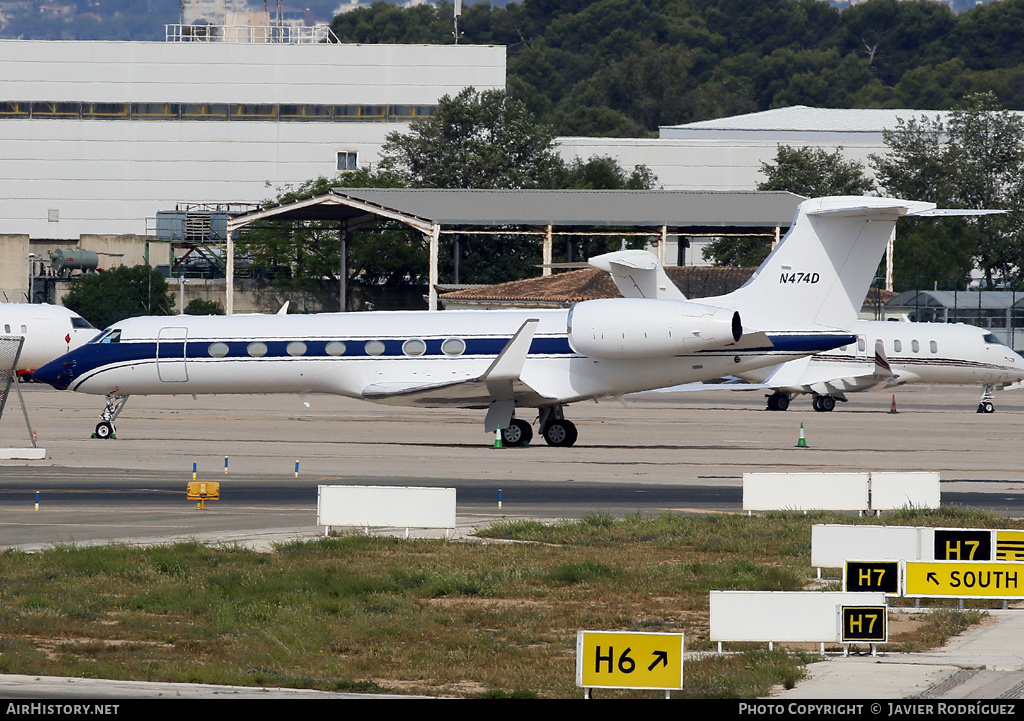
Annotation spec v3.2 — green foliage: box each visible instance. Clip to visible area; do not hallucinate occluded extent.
[326,0,1024,139]
[184,299,224,316]
[380,87,562,189]
[61,265,172,329]
[705,144,875,267]
[872,92,1024,289]
[757,145,875,197]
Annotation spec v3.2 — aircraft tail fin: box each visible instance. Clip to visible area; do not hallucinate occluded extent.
[710,197,937,332]
[589,250,686,301]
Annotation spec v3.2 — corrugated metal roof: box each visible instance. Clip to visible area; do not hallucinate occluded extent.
[246,188,804,230]
[665,106,947,133]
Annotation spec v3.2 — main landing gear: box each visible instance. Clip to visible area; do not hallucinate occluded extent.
[499,407,579,448]
[766,392,790,411]
[811,395,837,412]
[978,384,996,414]
[538,405,578,447]
[93,392,129,439]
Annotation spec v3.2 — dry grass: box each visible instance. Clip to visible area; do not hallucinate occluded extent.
[0,508,1012,698]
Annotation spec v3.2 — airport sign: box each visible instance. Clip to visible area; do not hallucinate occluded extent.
[933,529,991,561]
[904,561,1024,598]
[576,631,684,690]
[844,561,900,594]
[839,606,887,643]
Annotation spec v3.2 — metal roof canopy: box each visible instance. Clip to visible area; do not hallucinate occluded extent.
[225,188,804,312]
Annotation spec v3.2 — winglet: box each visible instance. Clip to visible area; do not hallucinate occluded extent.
[481,319,539,381]
[873,339,894,378]
[277,301,290,315]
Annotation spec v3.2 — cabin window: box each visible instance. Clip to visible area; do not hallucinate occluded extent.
[20,325,26,334]
[441,338,466,356]
[208,342,229,358]
[930,340,938,353]
[3,324,9,333]
[247,342,268,357]
[325,341,346,356]
[857,336,866,353]
[402,339,426,356]
[893,339,903,353]
[911,339,920,353]
[364,340,385,356]
[286,341,307,356]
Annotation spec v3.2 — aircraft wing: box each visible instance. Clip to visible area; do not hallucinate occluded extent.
[362,378,555,408]
[359,319,558,428]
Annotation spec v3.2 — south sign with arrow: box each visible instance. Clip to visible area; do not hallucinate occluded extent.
[904,561,1024,599]
[576,630,684,690]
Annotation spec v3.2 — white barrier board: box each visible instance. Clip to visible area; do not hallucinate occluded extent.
[317,485,457,529]
[743,472,869,511]
[811,524,922,568]
[870,472,940,510]
[709,591,886,643]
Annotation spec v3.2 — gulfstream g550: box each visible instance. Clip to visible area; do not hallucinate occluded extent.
[34,196,944,445]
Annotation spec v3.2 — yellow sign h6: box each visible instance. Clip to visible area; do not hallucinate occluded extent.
[576,630,684,690]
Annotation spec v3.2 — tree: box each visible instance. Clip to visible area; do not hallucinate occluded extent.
[379,87,562,189]
[705,144,874,267]
[757,145,875,197]
[872,92,1024,289]
[62,265,172,329]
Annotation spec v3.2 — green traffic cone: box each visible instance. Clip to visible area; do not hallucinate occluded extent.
[493,426,504,449]
[796,422,808,448]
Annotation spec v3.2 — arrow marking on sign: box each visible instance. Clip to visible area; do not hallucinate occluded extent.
[648,650,668,671]
[927,572,939,585]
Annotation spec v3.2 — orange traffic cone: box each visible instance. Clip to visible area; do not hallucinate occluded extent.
[889,394,898,414]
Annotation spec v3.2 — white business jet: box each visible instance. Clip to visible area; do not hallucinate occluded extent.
[0,304,98,376]
[747,321,1024,413]
[34,196,938,444]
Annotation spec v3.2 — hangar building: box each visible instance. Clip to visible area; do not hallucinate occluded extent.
[0,37,504,300]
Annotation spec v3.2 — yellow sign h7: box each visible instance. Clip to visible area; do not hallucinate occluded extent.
[576,631,684,690]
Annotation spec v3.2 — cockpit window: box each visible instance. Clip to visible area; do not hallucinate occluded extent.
[94,328,121,344]
[983,333,1005,346]
[71,316,96,329]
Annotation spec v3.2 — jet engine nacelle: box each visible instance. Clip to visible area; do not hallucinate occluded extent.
[568,298,742,360]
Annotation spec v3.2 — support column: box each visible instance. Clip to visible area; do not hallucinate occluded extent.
[542,225,553,277]
[658,225,668,265]
[340,223,348,312]
[226,232,234,315]
[428,223,440,311]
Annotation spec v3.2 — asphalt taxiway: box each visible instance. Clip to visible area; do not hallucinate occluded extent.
[1,382,1024,549]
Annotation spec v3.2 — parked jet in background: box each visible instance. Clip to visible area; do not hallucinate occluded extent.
[34,196,942,445]
[748,320,1024,414]
[0,304,97,376]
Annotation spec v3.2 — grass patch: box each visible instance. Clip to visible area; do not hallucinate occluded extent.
[0,509,1011,698]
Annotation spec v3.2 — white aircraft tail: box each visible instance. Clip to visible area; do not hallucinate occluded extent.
[712,197,936,332]
[589,249,686,301]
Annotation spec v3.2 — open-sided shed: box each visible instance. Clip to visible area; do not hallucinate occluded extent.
[225,188,804,311]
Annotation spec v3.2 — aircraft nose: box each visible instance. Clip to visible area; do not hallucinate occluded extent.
[33,356,75,390]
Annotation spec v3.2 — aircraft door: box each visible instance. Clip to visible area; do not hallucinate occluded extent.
[157,326,189,382]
